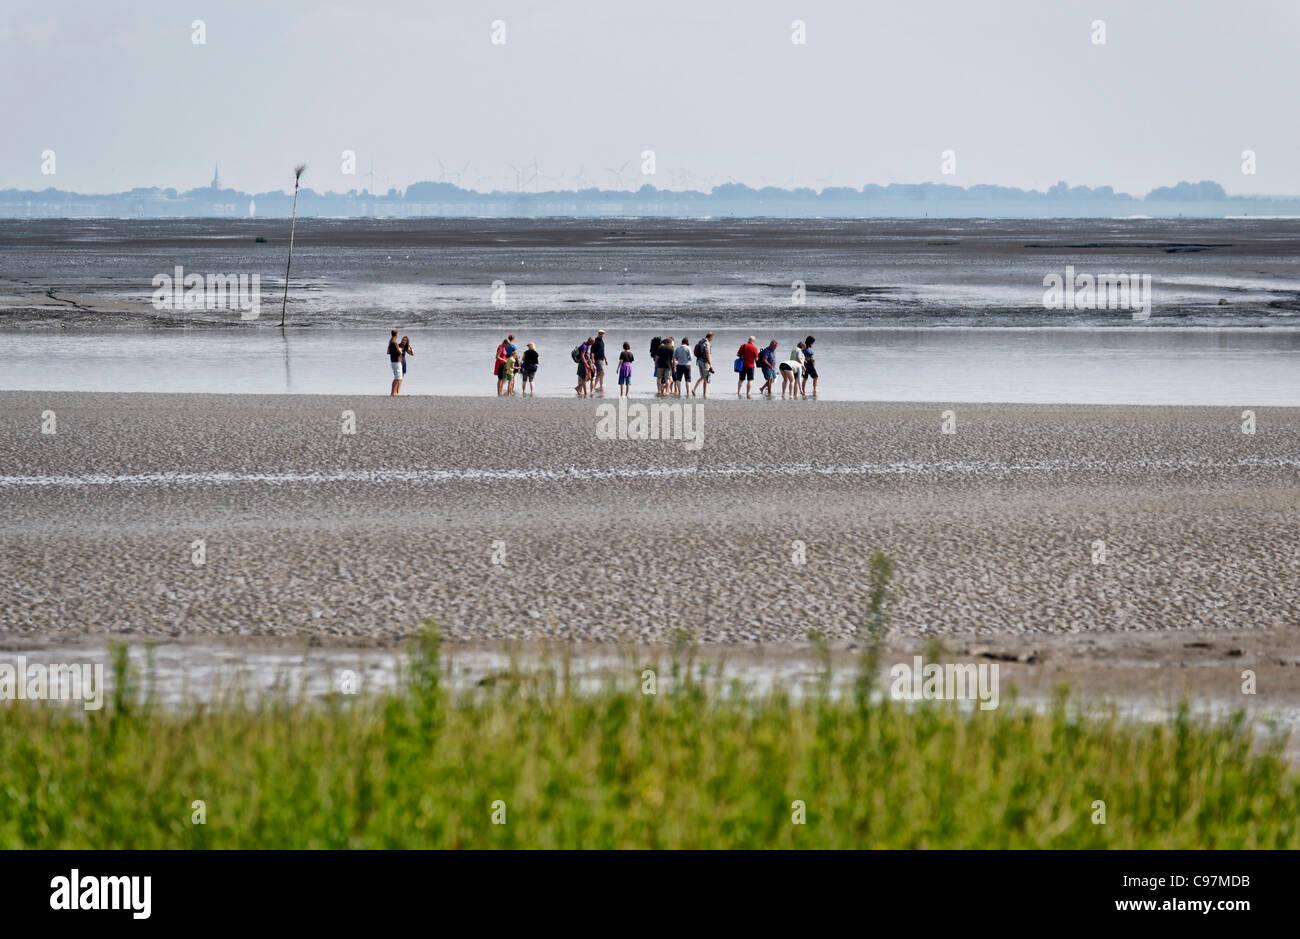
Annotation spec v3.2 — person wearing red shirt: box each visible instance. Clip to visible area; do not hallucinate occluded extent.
[736,336,760,398]
[494,338,509,397]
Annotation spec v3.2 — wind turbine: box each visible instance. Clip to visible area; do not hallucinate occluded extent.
[363,156,394,198]
[604,161,630,191]
[449,160,473,189]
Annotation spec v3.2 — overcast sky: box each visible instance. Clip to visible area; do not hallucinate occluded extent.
[2,0,1297,196]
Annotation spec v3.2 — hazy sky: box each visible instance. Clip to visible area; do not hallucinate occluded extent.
[2,0,1297,196]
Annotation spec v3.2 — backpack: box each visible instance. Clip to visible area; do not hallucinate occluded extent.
[570,346,582,363]
[649,337,661,356]
[694,339,707,359]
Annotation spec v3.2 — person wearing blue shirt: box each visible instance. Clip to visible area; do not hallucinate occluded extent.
[758,340,778,396]
[801,335,819,397]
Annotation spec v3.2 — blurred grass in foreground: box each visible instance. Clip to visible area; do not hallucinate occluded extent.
[1,627,1296,849]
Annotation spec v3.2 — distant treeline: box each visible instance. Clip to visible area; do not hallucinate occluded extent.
[2,179,1296,219]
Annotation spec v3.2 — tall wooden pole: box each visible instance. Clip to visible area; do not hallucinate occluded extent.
[280,164,305,328]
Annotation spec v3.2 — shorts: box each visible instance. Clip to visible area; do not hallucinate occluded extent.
[761,365,775,381]
[522,366,537,380]
[804,361,818,379]
[391,361,402,380]
[674,364,691,382]
[696,360,710,380]
[618,374,631,386]
[577,363,589,379]
[739,365,755,381]
[595,362,605,375]
[656,366,672,382]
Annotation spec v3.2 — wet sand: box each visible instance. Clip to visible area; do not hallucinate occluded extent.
[2,390,1297,647]
[3,217,1299,328]
[3,389,1299,733]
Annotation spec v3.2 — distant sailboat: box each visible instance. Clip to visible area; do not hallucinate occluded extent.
[248,198,256,218]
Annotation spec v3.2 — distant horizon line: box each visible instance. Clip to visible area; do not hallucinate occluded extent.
[4,178,1298,202]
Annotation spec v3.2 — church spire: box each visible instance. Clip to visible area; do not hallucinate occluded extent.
[211,165,221,190]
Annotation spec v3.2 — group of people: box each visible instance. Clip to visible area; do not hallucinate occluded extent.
[735,334,820,399]
[387,329,415,396]
[389,328,821,399]
[644,333,820,399]
[493,333,541,396]
[645,333,716,397]
[572,331,611,397]
[524,330,823,399]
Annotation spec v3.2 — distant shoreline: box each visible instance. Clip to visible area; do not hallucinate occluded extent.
[5,177,1300,221]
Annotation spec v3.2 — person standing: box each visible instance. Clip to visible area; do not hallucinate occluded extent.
[656,330,673,389]
[672,337,693,396]
[504,349,518,396]
[655,335,676,396]
[389,329,404,396]
[495,337,509,397]
[692,332,714,398]
[758,339,778,396]
[592,330,609,393]
[649,336,662,389]
[521,342,539,395]
[617,341,634,397]
[583,336,598,396]
[736,335,760,398]
[400,335,415,384]
[575,336,592,397]
[801,335,819,397]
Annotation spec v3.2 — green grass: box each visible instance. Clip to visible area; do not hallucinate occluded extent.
[1,629,1297,849]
